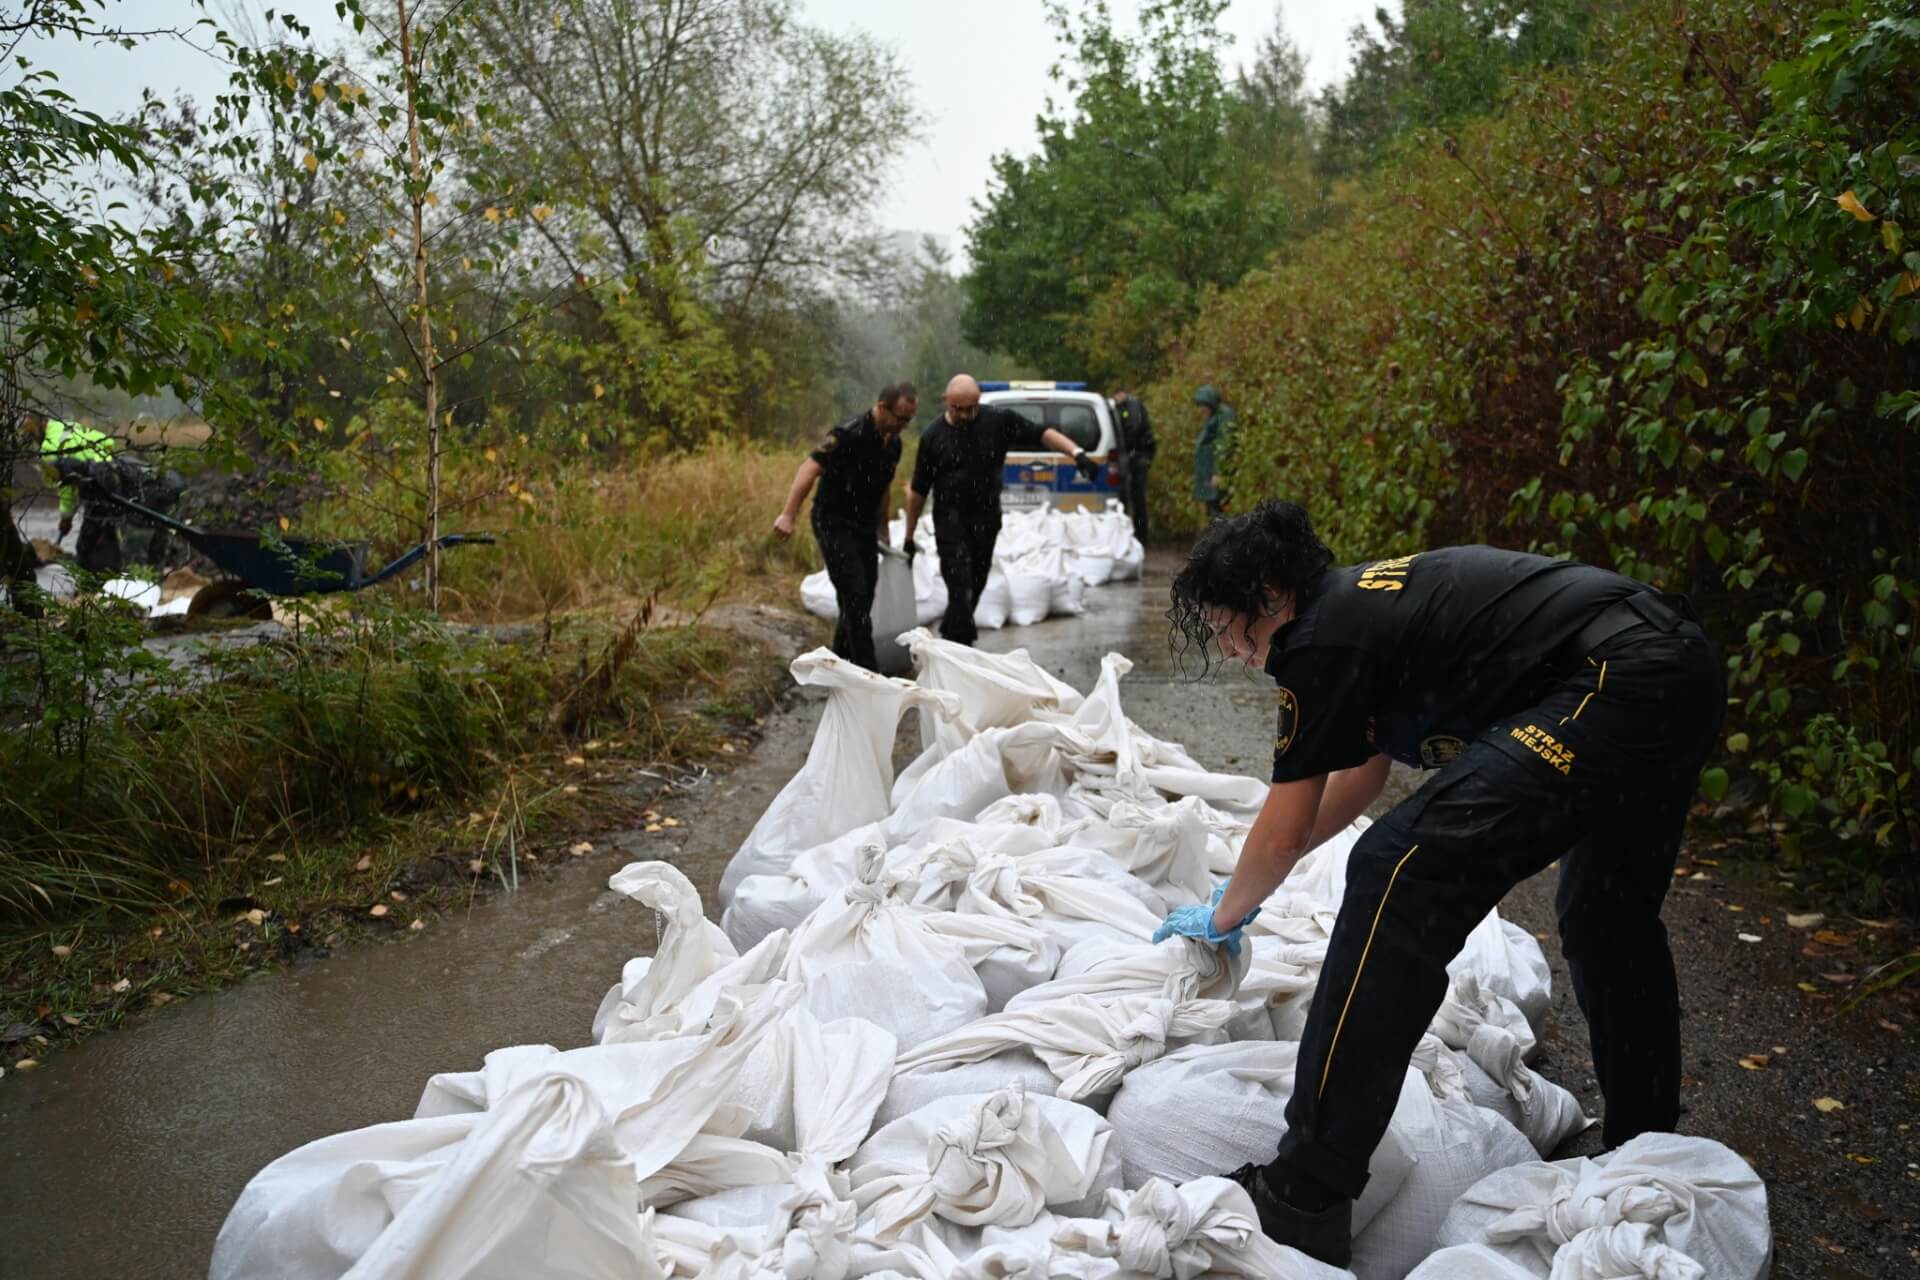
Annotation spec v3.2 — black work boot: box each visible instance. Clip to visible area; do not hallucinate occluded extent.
[1225,1161,1354,1267]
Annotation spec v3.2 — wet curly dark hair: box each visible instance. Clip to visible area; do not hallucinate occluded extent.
[1168,500,1334,676]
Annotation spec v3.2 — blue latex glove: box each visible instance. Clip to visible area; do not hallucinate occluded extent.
[1152,899,1260,958]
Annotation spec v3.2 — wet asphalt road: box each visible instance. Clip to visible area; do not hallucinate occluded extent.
[0,553,1913,1278]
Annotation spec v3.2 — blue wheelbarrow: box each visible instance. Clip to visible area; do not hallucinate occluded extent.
[93,489,496,617]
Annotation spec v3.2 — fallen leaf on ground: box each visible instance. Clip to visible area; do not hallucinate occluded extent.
[1856,917,1896,930]
[720,743,736,754]
[266,853,288,863]
[565,755,586,766]
[111,978,131,993]
[1813,1096,1846,1113]
[148,926,163,938]
[389,890,408,902]
[568,841,594,857]
[150,992,173,1007]
[262,877,283,887]
[369,904,389,918]
[1821,972,1857,984]
[1695,857,1721,867]
[469,859,486,874]
[1758,915,1772,925]
[1727,904,1745,912]
[1738,933,1762,943]
[1813,930,1858,947]
[645,823,663,833]
[584,740,602,751]
[1846,1153,1874,1164]
[14,1059,38,1070]
[1690,871,1713,881]
[60,1014,81,1026]
[409,919,426,931]
[241,908,267,926]
[563,785,578,794]
[1797,981,1821,993]
[1738,1054,1770,1070]
[662,817,682,828]
[1534,931,1549,942]
[641,809,660,821]
[50,944,70,958]
[1879,1019,1904,1034]
[354,856,373,872]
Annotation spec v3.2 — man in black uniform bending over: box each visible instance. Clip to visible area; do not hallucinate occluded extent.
[1153,501,1725,1264]
[772,382,916,670]
[901,373,1098,645]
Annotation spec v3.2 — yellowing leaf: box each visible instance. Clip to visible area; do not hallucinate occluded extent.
[369,904,389,918]
[267,853,288,862]
[1849,298,1869,329]
[283,71,298,91]
[1836,190,1875,222]
[1786,912,1825,929]
[592,383,605,399]
[50,944,71,958]
[242,908,267,926]
[353,855,373,872]
[483,206,500,224]
[409,919,426,931]
[1895,272,1920,299]
[278,516,290,532]
[303,152,319,174]
[533,205,552,222]
[1737,1054,1769,1070]
[483,447,497,462]
[112,977,131,993]
[568,841,594,857]
[1813,1096,1846,1113]
[310,83,326,102]
[13,1058,39,1071]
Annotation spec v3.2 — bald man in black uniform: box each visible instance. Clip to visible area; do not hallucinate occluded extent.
[1155,500,1726,1264]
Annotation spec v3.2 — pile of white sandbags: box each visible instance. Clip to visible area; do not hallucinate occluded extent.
[800,506,1146,631]
[211,635,1769,1279]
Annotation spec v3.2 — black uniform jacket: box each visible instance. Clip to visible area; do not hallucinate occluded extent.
[809,410,902,531]
[1264,547,1648,782]
[909,406,1048,519]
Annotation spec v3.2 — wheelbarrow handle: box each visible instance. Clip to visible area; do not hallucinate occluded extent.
[87,488,203,541]
[357,533,499,588]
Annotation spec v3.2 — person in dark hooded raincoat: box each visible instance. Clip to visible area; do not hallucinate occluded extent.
[1191,384,1235,520]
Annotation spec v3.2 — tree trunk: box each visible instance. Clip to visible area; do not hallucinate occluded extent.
[397,0,440,612]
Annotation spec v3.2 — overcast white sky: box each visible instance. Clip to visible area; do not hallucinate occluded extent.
[26,0,1396,258]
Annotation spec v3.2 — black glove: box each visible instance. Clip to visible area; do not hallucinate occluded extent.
[903,537,919,563]
[1072,450,1099,483]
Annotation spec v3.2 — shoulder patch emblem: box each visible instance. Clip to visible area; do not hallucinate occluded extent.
[1275,687,1299,757]
[1419,734,1466,769]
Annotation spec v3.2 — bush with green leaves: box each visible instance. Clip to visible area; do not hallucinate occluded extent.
[1151,0,1918,904]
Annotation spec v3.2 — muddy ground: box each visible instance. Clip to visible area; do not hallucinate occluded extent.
[0,553,1913,1278]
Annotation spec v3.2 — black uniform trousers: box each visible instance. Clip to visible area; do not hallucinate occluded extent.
[1124,460,1151,544]
[814,517,880,671]
[933,506,1001,647]
[1273,615,1725,1199]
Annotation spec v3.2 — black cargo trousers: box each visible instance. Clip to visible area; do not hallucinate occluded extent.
[933,504,1001,646]
[813,515,881,671]
[1274,594,1726,1200]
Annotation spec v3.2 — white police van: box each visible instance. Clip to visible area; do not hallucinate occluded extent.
[979,381,1121,513]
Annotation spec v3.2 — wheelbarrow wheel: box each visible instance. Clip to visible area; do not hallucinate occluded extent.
[188,579,273,621]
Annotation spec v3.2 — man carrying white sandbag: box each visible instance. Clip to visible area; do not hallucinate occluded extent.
[1151,500,1725,1265]
[773,382,917,670]
[902,374,1099,645]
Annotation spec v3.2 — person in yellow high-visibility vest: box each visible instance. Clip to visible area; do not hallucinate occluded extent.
[21,411,125,572]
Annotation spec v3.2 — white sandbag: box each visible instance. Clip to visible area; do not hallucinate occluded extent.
[636,1133,794,1207]
[781,847,990,1047]
[1064,796,1216,904]
[849,1088,1122,1239]
[1049,573,1087,616]
[877,1052,1063,1129]
[102,576,161,615]
[1006,572,1053,626]
[590,862,738,1042]
[1434,1133,1771,1280]
[1406,1244,1542,1280]
[919,911,1062,1012]
[1349,1067,1536,1280]
[974,568,1013,629]
[719,650,960,905]
[719,1005,896,1158]
[941,845,1168,952]
[873,552,917,675]
[1446,913,1553,1038]
[1052,1177,1355,1279]
[899,629,1083,767]
[1069,552,1115,586]
[1008,934,1247,1015]
[896,993,1234,1106]
[800,570,839,620]
[215,992,791,1280]
[1104,1040,1414,1236]
[1429,973,1591,1155]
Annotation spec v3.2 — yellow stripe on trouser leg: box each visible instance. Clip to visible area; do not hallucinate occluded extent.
[1571,691,1596,721]
[1318,843,1421,1100]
